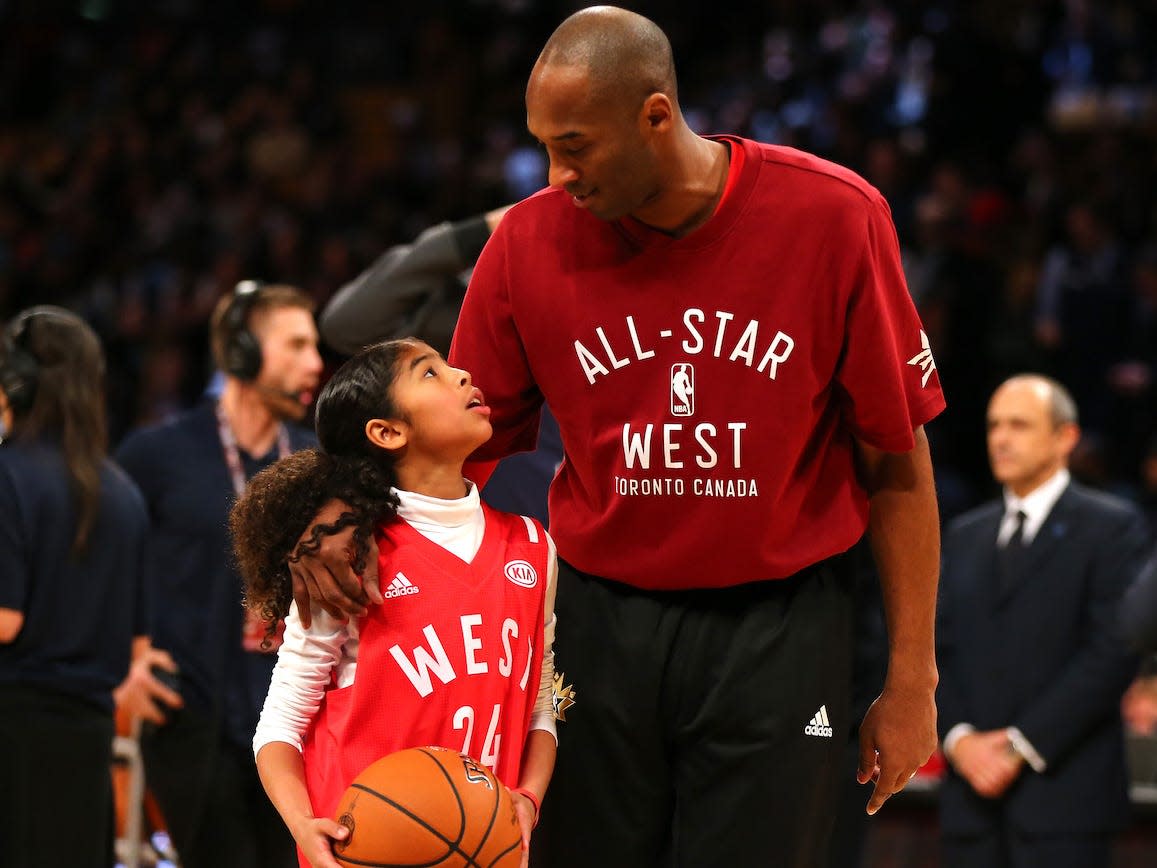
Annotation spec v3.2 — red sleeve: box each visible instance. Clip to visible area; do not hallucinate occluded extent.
[449,213,544,463]
[834,191,946,452]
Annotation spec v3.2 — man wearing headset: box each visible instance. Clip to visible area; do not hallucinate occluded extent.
[115,283,322,868]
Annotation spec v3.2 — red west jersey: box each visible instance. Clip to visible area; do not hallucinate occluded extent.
[451,136,945,590]
[302,505,548,822]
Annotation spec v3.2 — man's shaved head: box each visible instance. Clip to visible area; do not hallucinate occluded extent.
[533,6,677,112]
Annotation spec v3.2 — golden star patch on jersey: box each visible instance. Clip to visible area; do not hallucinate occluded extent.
[552,671,576,722]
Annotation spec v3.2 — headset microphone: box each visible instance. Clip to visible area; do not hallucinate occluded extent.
[256,383,307,404]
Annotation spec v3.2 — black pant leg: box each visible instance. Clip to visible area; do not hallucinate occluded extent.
[942,834,1009,868]
[667,558,854,868]
[143,710,293,868]
[1009,831,1112,868]
[0,686,115,868]
[531,563,676,868]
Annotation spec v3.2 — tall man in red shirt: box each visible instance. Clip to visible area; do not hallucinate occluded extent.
[292,7,945,866]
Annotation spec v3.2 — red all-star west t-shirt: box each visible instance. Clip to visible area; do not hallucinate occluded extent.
[451,136,945,590]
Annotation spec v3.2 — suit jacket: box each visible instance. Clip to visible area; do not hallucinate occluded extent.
[936,481,1148,837]
[1119,551,1157,653]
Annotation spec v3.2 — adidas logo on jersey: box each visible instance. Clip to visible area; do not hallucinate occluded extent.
[804,705,834,738]
[384,572,420,598]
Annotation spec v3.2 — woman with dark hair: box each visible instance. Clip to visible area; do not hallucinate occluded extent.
[0,306,150,868]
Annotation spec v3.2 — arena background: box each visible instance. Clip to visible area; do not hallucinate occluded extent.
[2,0,1156,865]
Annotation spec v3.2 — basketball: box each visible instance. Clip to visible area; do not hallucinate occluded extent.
[332,746,522,868]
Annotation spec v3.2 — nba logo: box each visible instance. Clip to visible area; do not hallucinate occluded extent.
[670,363,694,416]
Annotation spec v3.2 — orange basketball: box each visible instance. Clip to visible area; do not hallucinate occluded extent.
[332,746,522,868]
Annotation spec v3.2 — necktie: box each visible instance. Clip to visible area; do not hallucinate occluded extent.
[996,509,1028,599]
[1006,509,1027,549]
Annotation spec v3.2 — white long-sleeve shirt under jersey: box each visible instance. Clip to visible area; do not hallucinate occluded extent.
[253,483,558,757]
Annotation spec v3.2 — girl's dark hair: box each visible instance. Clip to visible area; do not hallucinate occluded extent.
[2,307,107,555]
[230,339,417,639]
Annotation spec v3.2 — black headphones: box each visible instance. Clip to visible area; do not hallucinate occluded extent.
[222,280,265,381]
[0,313,44,415]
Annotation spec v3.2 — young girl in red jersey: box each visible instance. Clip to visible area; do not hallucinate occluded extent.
[231,339,556,868]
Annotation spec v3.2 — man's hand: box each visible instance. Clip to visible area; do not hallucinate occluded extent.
[1122,676,1157,736]
[288,499,382,629]
[857,681,937,815]
[948,730,1023,798]
[113,645,183,726]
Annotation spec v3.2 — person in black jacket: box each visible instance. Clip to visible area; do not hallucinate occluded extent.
[321,206,510,358]
[0,306,149,868]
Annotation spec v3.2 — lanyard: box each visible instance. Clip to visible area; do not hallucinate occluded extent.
[216,400,292,653]
[214,401,291,496]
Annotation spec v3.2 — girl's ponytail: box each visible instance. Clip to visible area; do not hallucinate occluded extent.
[230,448,401,640]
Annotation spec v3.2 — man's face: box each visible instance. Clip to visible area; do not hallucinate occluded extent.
[252,306,323,422]
[526,62,660,222]
[986,381,1075,496]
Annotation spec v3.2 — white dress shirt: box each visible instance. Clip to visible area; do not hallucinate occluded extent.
[997,468,1070,547]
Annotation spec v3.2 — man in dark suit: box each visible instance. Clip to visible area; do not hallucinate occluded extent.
[936,374,1149,868]
[1120,553,1157,653]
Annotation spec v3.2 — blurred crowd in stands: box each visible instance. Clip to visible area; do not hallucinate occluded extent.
[1,0,1155,525]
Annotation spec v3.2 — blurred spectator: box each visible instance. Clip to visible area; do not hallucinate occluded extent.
[1120,551,1157,785]
[937,375,1149,868]
[1106,244,1157,484]
[0,306,149,868]
[1121,553,1157,655]
[113,284,321,868]
[1034,201,1131,434]
[1141,437,1157,535]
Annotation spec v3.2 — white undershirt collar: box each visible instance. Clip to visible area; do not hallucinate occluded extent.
[999,467,1070,546]
[390,480,484,563]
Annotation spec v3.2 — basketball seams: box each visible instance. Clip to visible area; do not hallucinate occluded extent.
[418,748,469,850]
[336,748,519,868]
[345,782,472,867]
[467,764,503,864]
[334,847,446,868]
[485,837,522,868]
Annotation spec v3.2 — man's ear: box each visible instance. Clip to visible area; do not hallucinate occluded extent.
[366,417,408,453]
[640,92,673,132]
[1057,421,1081,459]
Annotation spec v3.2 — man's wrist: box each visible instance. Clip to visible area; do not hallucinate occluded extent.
[884,649,939,692]
[942,722,975,763]
[1005,726,1047,773]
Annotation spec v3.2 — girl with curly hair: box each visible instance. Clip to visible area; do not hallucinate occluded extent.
[232,339,557,868]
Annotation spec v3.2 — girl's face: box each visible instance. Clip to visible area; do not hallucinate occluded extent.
[389,343,492,460]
